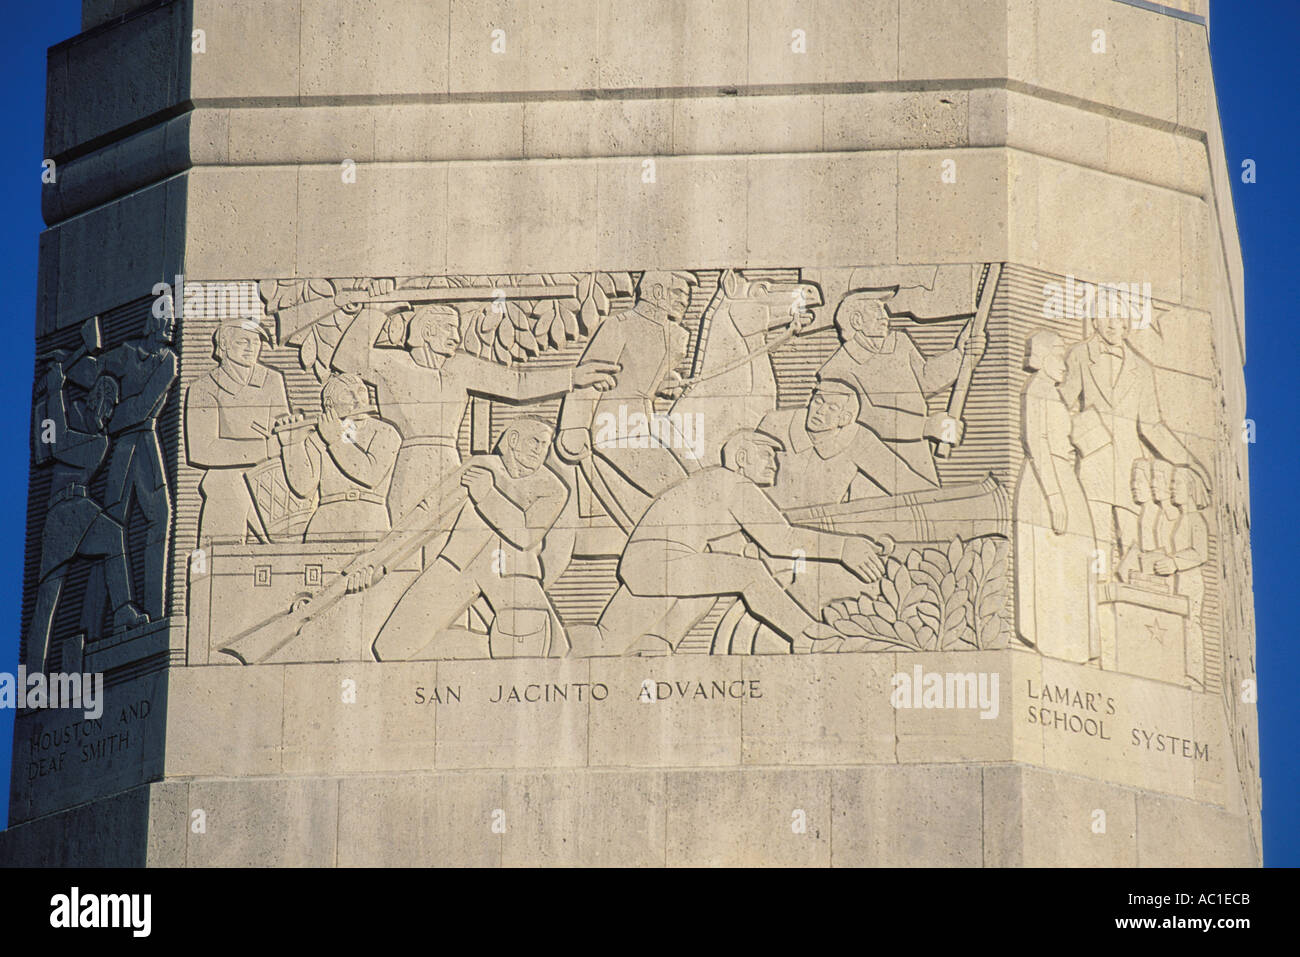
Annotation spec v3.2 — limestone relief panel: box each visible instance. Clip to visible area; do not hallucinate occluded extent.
[24,306,178,676]
[173,266,1019,666]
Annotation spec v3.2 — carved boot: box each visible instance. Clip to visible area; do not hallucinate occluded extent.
[112,602,149,634]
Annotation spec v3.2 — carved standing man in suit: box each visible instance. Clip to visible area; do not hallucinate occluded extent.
[556,271,700,528]
[1059,310,1210,574]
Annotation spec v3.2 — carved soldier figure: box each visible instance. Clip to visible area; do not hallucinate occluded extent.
[28,360,147,671]
[184,319,290,544]
[1059,310,1211,575]
[332,303,617,524]
[279,373,401,542]
[583,428,886,656]
[556,270,700,528]
[818,292,973,487]
[757,378,932,509]
[369,417,568,660]
[68,310,178,620]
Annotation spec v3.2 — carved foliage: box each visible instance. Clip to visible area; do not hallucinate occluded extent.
[259,272,636,377]
[461,271,634,364]
[823,536,1010,652]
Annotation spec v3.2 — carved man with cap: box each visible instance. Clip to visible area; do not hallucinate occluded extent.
[279,372,401,542]
[758,378,933,509]
[184,318,290,543]
[583,428,886,656]
[819,292,972,487]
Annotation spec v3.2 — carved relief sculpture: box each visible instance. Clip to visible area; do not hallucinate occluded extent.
[1014,330,1097,663]
[27,317,148,671]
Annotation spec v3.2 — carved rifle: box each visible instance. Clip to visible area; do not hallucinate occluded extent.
[934,263,1002,459]
[218,467,472,665]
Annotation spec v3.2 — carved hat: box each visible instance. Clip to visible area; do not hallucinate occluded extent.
[833,290,893,332]
[212,317,272,353]
[720,427,785,470]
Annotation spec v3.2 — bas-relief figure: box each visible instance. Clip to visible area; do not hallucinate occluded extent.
[372,416,568,661]
[184,320,290,544]
[555,270,700,534]
[821,291,973,487]
[1014,330,1097,664]
[279,373,401,541]
[68,311,178,623]
[578,427,888,658]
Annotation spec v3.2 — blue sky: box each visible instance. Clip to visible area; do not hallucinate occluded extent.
[0,1,1294,864]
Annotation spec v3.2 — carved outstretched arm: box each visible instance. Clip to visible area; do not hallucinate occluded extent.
[1142,421,1211,489]
[849,428,932,494]
[184,391,268,468]
[735,481,847,562]
[856,398,928,443]
[915,337,964,395]
[558,322,624,432]
[465,354,573,404]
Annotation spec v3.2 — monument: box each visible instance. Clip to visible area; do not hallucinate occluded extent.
[2,0,1259,866]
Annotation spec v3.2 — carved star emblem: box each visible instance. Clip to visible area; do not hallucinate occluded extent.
[1146,619,1167,645]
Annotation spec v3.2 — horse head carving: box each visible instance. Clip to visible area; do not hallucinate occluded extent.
[672,270,824,465]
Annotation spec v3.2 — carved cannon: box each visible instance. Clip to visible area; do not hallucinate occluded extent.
[783,474,1012,547]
